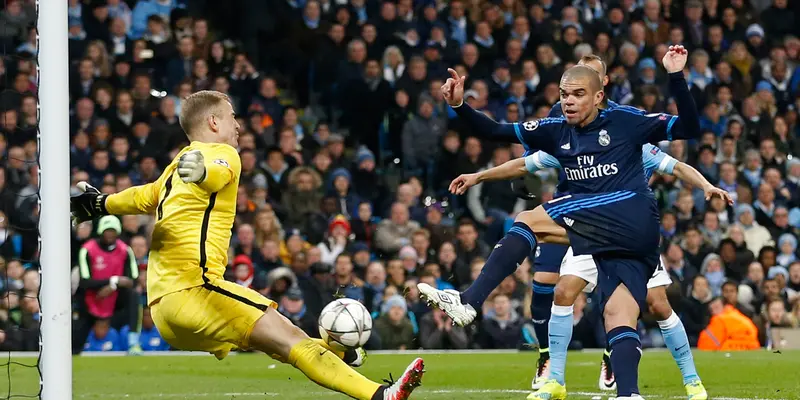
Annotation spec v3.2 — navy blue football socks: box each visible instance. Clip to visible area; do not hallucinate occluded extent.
[607,326,642,397]
[531,281,555,350]
[461,222,537,309]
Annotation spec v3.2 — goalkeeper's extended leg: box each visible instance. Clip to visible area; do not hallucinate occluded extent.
[311,339,367,367]
[267,338,366,367]
[250,308,423,400]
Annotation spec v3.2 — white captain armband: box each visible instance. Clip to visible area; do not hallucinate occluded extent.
[524,151,561,174]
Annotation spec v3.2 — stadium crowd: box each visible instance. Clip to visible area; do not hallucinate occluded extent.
[1,0,800,353]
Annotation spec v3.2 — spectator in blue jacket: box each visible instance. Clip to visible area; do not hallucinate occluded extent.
[119,308,170,351]
[130,0,182,39]
[84,319,122,352]
[328,168,361,219]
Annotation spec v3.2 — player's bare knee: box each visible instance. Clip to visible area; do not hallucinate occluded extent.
[604,286,639,329]
[514,210,538,228]
[602,306,633,331]
[553,285,577,306]
[553,276,584,306]
[516,208,566,244]
[533,271,559,285]
[647,289,673,320]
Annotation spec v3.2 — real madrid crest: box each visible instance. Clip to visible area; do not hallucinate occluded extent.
[598,129,610,146]
[535,246,541,258]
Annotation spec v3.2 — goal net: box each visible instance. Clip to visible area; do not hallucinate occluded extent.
[2,0,71,399]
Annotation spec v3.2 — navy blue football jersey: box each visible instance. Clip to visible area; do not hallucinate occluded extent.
[451,72,698,196]
[512,107,685,195]
[545,100,645,195]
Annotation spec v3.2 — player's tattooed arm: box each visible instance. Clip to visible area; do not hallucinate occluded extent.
[449,158,528,195]
[672,162,733,204]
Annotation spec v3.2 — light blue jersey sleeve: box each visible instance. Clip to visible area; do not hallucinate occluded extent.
[524,151,562,174]
[641,144,678,178]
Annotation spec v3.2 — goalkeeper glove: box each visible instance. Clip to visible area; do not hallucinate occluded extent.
[177,150,207,184]
[70,182,109,226]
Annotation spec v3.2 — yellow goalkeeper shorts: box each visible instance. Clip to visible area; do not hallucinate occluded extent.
[150,279,277,357]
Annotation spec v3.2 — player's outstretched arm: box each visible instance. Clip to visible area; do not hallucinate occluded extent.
[70,179,164,225]
[450,158,528,195]
[662,45,700,141]
[443,68,519,144]
[105,180,165,215]
[672,162,733,204]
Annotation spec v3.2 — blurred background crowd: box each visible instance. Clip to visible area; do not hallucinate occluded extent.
[1,0,800,353]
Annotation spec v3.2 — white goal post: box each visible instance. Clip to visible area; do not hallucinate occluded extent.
[38,0,73,398]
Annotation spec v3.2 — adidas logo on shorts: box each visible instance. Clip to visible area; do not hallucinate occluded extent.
[563,217,574,227]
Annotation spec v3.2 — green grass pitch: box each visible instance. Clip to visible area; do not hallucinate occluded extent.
[3,350,799,399]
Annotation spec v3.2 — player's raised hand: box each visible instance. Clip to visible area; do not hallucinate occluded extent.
[177,150,207,184]
[443,68,466,107]
[662,45,688,73]
[704,185,734,205]
[441,78,453,100]
[449,173,479,195]
[70,181,108,226]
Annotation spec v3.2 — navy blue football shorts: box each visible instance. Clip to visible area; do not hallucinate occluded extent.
[533,243,568,274]
[594,253,659,311]
[541,191,660,257]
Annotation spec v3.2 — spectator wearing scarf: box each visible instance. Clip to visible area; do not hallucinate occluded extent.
[688,60,715,92]
[701,253,727,297]
[740,149,763,189]
[776,234,797,267]
[447,4,467,47]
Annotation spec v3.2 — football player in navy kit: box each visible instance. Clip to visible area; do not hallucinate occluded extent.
[449,141,725,400]
[419,45,700,400]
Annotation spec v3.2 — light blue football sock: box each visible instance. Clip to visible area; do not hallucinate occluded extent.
[659,311,700,384]
[548,304,573,386]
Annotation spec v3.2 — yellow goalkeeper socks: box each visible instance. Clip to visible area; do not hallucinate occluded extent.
[311,338,346,359]
[268,339,346,364]
[288,338,381,400]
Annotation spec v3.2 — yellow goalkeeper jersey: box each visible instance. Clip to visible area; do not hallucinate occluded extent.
[105,141,241,305]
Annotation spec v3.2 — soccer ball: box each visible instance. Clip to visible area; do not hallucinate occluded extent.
[318,298,372,350]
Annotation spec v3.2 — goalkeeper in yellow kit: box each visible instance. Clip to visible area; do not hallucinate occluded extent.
[70,91,424,400]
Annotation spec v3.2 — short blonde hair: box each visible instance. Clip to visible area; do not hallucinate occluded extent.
[579,54,607,76]
[179,90,231,136]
